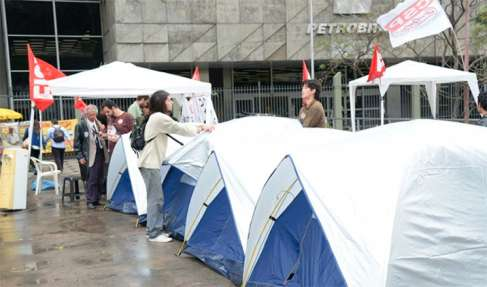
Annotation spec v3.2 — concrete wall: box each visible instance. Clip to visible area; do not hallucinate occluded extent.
[101,0,486,64]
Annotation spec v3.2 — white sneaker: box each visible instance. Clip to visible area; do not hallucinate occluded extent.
[146,232,170,239]
[148,234,172,243]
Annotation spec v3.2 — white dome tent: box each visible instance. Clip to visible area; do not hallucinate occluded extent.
[160,116,303,238]
[181,128,349,284]
[243,120,487,287]
[348,60,480,131]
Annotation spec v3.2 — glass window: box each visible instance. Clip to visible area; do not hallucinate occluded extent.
[11,71,28,94]
[234,68,270,87]
[59,37,102,70]
[9,37,58,71]
[56,2,101,35]
[272,64,301,85]
[6,1,54,35]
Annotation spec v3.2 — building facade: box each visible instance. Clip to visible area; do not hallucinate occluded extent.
[1,0,486,127]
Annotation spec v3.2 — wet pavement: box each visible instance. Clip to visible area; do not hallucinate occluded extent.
[0,158,233,287]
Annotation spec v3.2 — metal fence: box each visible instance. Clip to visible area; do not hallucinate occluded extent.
[10,83,483,131]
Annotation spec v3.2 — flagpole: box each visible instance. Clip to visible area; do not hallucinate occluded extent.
[27,103,35,168]
[309,0,315,79]
[39,110,43,161]
[380,78,384,126]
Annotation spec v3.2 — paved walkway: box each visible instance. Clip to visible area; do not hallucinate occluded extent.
[0,158,233,287]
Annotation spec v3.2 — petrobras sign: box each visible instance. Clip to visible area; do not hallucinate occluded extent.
[307,23,382,35]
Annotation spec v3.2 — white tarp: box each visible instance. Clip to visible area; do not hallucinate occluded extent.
[348,60,480,131]
[243,120,487,286]
[48,61,217,124]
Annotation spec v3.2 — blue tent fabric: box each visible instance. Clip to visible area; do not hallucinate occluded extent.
[31,180,55,192]
[162,166,196,239]
[248,191,347,287]
[185,188,244,285]
[108,169,137,214]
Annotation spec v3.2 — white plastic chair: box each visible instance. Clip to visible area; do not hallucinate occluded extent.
[31,157,61,195]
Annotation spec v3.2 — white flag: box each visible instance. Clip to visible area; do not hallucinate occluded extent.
[377,0,452,48]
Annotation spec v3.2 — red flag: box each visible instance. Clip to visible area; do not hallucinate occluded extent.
[74,97,87,111]
[28,44,65,112]
[192,66,200,81]
[367,44,386,82]
[302,60,311,82]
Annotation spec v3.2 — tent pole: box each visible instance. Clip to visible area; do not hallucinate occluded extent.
[380,95,385,126]
[350,88,356,132]
[176,241,186,257]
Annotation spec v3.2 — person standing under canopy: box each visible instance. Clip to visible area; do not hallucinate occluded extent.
[101,100,134,156]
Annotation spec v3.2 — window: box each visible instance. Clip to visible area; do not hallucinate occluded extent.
[56,2,101,36]
[9,37,58,71]
[59,37,102,70]
[6,1,54,35]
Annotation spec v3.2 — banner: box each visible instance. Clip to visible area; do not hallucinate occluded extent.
[27,44,65,112]
[367,45,386,82]
[302,61,311,82]
[0,119,78,153]
[377,0,452,48]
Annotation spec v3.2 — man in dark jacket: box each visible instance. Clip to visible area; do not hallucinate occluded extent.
[74,105,109,209]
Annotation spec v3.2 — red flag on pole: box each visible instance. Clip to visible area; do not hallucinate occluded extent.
[74,97,87,111]
[302,60,311,82]
[27,44,65,111]
[367,44,386,82]
[192,66,200,81]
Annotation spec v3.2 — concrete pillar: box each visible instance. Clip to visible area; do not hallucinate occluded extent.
[411,85,421,119]
[199,65,209,82]
[222,66,233,121]
[0,15,9,108]
[386,86,402,122]
[332,72,343,130]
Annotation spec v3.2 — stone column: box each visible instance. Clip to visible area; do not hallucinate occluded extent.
[199,65,209,82]
[223,66,233,121]
[412,85,421,119]
[386,86,402,123]
[333,72,343,130]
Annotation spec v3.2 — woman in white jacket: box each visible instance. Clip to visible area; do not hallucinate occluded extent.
[139,90,214,242]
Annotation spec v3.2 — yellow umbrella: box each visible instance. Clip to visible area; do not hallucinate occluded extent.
[0,108,23,121]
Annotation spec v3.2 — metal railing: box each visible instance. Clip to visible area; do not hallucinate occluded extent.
[10,82,483,130]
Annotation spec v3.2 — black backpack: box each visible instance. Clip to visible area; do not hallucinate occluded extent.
[53,127,65,143]
[130,117,154,152]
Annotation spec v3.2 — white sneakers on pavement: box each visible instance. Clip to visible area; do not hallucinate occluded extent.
[148,233,172,243]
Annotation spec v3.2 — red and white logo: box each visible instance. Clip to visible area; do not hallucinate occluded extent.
[377,0,452,47]
[383,0,437,35]
[28,44,65,111]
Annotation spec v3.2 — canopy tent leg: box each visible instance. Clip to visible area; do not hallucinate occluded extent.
[380,95,385,126]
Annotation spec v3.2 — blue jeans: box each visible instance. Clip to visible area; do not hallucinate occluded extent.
[140,168,164,239]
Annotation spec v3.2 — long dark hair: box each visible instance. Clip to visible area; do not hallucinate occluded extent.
[149,90,171,115]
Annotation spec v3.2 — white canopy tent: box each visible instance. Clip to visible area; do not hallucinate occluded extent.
[48,61,217,123]
[348,60,480,131]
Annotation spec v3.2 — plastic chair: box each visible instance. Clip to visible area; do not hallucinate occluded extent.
[31,157,61,195]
